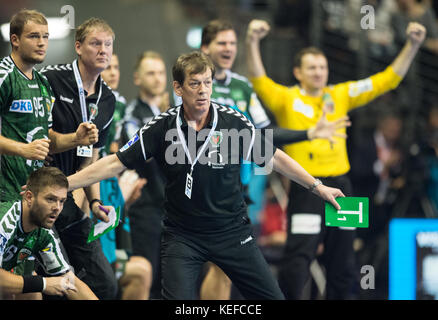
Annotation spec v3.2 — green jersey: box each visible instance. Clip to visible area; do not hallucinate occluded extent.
[0,201,70,275]
[101,90,126,156]
[0,56,55,202]
[211,70,270,129]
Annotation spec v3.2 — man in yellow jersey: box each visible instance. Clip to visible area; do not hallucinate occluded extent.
[246,19,426,299]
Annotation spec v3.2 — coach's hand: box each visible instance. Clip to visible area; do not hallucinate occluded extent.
[75,122,99,146]
[312,184,344,210]
[91,201,112,223]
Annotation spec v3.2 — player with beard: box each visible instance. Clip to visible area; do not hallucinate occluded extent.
[0,9,98,299]
[0,167,97,300]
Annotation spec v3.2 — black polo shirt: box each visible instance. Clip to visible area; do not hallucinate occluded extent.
[116,102,276,233]
[40,62,115,176]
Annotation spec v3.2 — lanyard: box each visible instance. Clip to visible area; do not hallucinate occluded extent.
[72,59,103,123]
[176,105,218,175]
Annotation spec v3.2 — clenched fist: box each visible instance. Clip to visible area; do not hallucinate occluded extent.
[406,22,426,47]
[246,19,270,43]
[21,138,50,160]
[75,122,99,146]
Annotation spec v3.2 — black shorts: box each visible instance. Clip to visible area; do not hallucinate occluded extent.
[160,214,285,300]
[129,205,163,267]
[280,174,356,299]
[128,205,163,299]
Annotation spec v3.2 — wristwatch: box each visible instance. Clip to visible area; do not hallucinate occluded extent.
[309,179,322,192]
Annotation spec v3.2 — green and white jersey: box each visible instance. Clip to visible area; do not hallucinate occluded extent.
[0,201,70,275]
[0,56,55,202]
[211,70,270,129]
[101,90,126,157]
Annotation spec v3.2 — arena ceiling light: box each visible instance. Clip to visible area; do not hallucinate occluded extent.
[1,17,71,41]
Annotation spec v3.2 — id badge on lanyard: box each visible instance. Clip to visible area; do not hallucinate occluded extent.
[176,106,218,199]
[73,59,102,158]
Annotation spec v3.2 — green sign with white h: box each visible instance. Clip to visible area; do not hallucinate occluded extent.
[325,197,369,228]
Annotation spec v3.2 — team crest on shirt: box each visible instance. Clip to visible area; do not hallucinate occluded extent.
[89,103,98,120]
[210,131,223,146]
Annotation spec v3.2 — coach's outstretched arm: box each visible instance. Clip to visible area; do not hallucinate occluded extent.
[68,154,125,191]
[271,149,344,210]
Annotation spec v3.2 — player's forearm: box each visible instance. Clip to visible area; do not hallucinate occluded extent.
[84,181,100,205]
[0,135,27,157]
[391,40,422,79]
[48,129,82,154]
[68,154,125,191]
[245,37,266,78]
[0,269,25,294]
[82,148,101,202]
[272,148,318,190]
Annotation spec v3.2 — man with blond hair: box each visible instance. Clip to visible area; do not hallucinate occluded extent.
[40,17,117,299]
[0,9,98,203]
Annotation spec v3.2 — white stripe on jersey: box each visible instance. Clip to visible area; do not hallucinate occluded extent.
[0,56,15,88]
[138,106,178,161]
[213,102,255,161]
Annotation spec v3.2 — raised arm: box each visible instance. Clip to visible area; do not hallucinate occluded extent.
[68,153,126,191]
[271,148,344,209]
[245,19,270,78]
[390,22,426,78]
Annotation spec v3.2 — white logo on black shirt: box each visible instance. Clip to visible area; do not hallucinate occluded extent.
[60,95,73,104]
